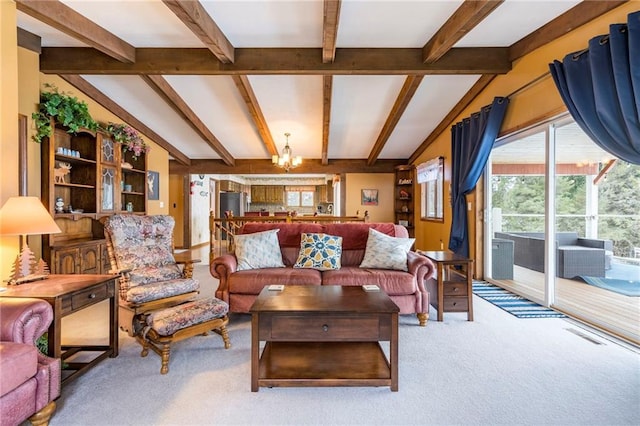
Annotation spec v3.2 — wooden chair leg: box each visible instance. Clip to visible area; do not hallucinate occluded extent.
[215,324,231,349]
[140,337,149,357]
[160,342,171,374]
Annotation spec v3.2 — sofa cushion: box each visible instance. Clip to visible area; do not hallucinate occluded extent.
[234,229,285,271]
[129,264,183,286]
[294,233,343,271]
[322,267,417,295]
[360,228,415,271]
[229,267,322,294]
[125,278,200,304]
[0,342,37,398]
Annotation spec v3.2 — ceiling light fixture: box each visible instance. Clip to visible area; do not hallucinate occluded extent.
[272,132,302,173]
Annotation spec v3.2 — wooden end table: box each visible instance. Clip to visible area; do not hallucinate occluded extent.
[420,250,474,322]
[1,274,119,385]
[249,285,399,391]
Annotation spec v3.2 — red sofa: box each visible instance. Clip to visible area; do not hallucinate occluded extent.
[210,222,434,325]
[0,297,61,426]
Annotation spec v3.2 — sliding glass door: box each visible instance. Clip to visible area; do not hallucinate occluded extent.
[485,115,640,344]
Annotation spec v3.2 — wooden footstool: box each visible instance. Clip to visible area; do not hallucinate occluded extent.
[140,297,231,374]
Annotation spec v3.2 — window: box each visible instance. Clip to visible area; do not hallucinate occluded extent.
[417,157,444,221]
[285,186,315,207]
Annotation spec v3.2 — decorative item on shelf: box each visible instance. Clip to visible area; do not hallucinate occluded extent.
[124,184,133,192]
[398,220,409,227]
[401,204,409,213]
[126,202,134,212]
[53,162,72,183]
[399,189,410,199]
[272,132,302,172]
[121,162,133,169]
[398,178,412,185]
[55,197,64,213]
[0,196,61,284]
[31,83,99,143]
[106,122,151,160]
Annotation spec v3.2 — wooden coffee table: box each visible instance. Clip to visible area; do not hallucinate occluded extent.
[249,285,399,391]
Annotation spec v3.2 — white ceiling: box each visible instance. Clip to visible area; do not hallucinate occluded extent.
[16,0,587,169]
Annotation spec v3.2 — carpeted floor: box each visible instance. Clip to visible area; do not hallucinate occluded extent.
[579,276,640,297]
[472,281,566,318]
[49,266,639,425]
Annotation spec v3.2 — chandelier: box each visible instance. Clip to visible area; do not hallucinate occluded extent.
[272,132,302,172]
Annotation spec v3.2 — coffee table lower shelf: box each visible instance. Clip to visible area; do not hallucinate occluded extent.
[258,341,392,388]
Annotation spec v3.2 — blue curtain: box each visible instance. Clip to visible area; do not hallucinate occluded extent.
[549,11,640,165]
[449,97,509,257]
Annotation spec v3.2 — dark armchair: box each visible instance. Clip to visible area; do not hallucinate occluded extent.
[0,297,61,426]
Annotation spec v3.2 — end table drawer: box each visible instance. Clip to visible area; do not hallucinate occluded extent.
[71,284,108,310]
[443,282,468,296]
[270,315,380,340]
[443,297,469,312]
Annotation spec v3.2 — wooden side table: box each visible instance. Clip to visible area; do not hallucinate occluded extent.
[1,274,119,384]
[419,251,474,322]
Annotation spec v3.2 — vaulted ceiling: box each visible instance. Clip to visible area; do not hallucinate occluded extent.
[15,0,626,175]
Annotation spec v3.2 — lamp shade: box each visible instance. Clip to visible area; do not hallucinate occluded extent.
[0,196,61,236]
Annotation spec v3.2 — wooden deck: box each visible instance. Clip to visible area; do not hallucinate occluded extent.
[488,266,640,346]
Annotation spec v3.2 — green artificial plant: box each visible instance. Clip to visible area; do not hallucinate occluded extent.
[32,83,99,143]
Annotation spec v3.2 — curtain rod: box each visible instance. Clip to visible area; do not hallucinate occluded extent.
[506,71,552,99]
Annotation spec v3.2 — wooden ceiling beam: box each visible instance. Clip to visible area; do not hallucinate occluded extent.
[169,158,406,175]
[509,0,628,61]
[40,47,511,75]
[367,75,423,166]
[141,74,235,166]
[232,75,278,157]
[422,0,504,64]
[59,74,191,166]
[162,0,234,64]
[322,76,333,165]
[322,0,341,63]
[16,0,135,63]
[408,74,497,164]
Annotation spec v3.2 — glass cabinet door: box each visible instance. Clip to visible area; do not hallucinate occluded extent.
[101,166,116,212]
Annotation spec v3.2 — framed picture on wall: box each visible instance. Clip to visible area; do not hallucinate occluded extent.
[361,189,378,206]
[147,171,159,200]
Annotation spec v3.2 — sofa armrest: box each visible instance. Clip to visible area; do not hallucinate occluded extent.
[210,254,238,302]
[0,298,53,345]
[407,251,435,292]
[578,237,613,251]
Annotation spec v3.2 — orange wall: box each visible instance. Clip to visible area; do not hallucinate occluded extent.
[412,3,639,265]
[345,173,395,222]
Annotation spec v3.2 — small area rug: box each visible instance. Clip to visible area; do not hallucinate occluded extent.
[578,276,640,297]
[472,282,566,318]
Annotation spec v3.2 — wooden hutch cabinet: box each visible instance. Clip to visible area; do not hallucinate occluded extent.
[40,120,147,274]
[394,165,415,237]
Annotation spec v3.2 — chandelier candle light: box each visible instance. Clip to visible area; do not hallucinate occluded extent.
[272,132,302,172]
[0,196,62,284]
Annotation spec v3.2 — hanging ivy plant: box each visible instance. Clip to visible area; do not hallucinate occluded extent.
[32,83,99,143]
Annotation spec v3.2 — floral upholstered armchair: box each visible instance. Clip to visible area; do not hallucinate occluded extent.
[103,214,200,336]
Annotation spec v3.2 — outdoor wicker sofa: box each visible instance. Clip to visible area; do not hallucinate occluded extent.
[494,231,613,278]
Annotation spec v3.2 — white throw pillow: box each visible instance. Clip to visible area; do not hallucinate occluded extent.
[235,229,285,271]
[359,228,414,271]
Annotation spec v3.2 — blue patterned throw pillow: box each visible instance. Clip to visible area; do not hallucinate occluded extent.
[294,233,343,271]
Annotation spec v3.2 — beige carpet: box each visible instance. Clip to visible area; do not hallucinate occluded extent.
[53,265,640,425]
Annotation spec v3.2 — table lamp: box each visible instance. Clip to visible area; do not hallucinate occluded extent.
[0,196,61,284]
